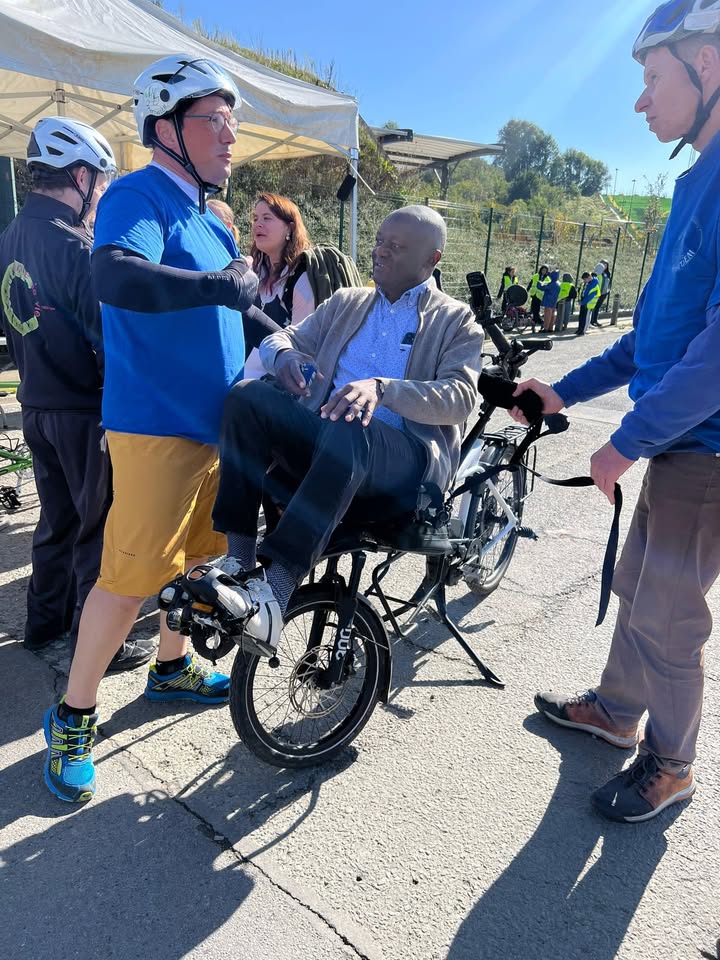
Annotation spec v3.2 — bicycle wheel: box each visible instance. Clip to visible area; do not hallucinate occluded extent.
[229,586,387,767]
[461,449,525,597]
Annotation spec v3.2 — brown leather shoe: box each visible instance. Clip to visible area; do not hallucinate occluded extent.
[534,689,639,748]
[592,754,695,822]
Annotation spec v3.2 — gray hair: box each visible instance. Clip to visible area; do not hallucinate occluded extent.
[387,204,447,253]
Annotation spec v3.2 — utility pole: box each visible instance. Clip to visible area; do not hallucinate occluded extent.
[613,168,618,195]
[628,178,637,222]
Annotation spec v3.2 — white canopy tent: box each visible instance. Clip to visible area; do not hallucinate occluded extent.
[0,0,360,248]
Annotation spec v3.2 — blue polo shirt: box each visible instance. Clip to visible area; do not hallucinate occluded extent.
[94,164,245,445]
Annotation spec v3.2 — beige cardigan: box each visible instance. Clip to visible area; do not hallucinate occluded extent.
[259,285,483,492]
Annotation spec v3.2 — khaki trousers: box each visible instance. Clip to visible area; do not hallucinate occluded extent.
[596,452,720,767]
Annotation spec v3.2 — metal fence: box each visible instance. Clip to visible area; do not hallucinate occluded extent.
[202,168,666,311]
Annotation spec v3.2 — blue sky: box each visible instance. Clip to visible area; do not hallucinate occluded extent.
[167,0,693,196]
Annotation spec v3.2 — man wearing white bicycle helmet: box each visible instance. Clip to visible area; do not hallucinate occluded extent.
[0,117,152,671]
[41,56,260,803]
[515,0,720,823]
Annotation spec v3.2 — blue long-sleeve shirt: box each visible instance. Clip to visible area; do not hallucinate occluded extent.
[553,309,720,459]
[553,129,720,461]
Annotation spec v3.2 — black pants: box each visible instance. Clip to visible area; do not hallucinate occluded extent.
[530,297,542,325]
[577,304,590,335]
[22,410,111,646]
[591,293,608,325]
[212,380,427,581]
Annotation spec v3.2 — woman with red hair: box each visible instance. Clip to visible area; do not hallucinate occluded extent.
[243,192,315,378]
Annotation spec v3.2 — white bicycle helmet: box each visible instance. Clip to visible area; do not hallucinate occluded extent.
[27,117,117,221]
[633,1,720,157]
[27,117,116,173]
[133,55,241,211]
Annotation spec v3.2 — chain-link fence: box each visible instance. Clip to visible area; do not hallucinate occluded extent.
[229,170,661,311]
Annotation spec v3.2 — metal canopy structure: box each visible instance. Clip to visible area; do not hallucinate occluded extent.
[371,127,503,197]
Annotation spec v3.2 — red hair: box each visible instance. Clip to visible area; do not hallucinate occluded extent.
[250,192,311,278]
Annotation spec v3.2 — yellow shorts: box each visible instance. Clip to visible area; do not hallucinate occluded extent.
[97,431,227,597]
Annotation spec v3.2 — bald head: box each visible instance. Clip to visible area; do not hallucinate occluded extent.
[383,205,447,254]
[373,205,447,302]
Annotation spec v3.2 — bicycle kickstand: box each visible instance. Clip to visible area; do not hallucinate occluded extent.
[434,584,505,688]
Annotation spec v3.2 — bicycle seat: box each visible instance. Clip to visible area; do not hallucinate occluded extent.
[326,514,452,557]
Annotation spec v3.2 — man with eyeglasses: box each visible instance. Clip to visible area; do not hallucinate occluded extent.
[0,118,152,671]
[41,56,260,803]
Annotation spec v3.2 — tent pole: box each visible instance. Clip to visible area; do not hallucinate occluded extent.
[350,147,359,262]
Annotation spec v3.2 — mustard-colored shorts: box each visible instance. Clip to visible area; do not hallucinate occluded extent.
[97,431,227,597]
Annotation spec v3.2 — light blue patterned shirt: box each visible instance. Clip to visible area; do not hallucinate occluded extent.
[332,280,429,430]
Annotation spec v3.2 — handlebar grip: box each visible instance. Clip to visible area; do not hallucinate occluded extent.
[534,339,553,351]
[484,320,511,356]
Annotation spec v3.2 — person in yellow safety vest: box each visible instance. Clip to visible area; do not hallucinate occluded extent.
[497,265,518,311]
[556,273,577,332]
[527,264,550,331]
[576,271,601,335]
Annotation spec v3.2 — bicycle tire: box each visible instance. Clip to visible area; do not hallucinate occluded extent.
[229,586,387,767]
[461,448,525,597]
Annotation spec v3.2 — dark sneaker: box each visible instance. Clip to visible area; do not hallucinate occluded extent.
[534,689,639,748]
[145,654,230,704]
[43,701,98,803]
[106,638,155,673]
[592,754,695,822]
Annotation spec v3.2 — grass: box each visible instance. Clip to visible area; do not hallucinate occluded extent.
[606,194,671,224]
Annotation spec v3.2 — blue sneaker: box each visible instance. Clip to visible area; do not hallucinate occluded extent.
[43,701,98,803]
[145,654,230,704]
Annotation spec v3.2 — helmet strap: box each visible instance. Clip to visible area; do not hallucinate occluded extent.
[66,166,98,223]
[150,114,222,214]
[667,44,720,159]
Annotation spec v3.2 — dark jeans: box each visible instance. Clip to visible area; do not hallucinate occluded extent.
[212,380,428,581]
[22,409,111,646]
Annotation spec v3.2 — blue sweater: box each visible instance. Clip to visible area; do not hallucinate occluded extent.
[554,130,720,460]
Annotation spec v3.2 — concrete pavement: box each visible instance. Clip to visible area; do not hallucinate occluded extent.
[1,324,718,960]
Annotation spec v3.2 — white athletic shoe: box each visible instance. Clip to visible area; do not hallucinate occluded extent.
[240,570,283,654]
[211,554,245,578]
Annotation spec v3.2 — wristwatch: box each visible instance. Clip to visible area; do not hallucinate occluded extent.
[374,378,386,402]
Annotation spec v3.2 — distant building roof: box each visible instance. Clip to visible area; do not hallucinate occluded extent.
[371,127,504,173]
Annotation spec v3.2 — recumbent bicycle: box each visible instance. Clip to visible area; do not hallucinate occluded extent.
[159,274,569,767]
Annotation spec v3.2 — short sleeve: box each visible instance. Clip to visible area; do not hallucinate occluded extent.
[93,182,165,263]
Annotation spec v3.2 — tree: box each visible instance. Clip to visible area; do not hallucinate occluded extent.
[495,120,559,181]
[552,149,609,196]
[642,173,669,234]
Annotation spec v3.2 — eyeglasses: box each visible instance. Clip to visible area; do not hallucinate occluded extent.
[184,112,239,135]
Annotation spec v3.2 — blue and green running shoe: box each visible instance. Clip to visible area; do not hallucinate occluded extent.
[145,654,230,704]
[43,701,98,802]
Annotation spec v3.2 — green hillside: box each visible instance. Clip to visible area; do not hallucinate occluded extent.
[606,194,671,224]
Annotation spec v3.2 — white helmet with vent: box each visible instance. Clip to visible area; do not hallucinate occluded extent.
[27,117,116,173]
[133,55,242,147]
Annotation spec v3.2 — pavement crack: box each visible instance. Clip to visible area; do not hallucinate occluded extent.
[169,790,372,960]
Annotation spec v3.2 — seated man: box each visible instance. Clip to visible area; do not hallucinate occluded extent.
[177,206,483,654]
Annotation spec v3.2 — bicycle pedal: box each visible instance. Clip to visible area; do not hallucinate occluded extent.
[516,526,538,540]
